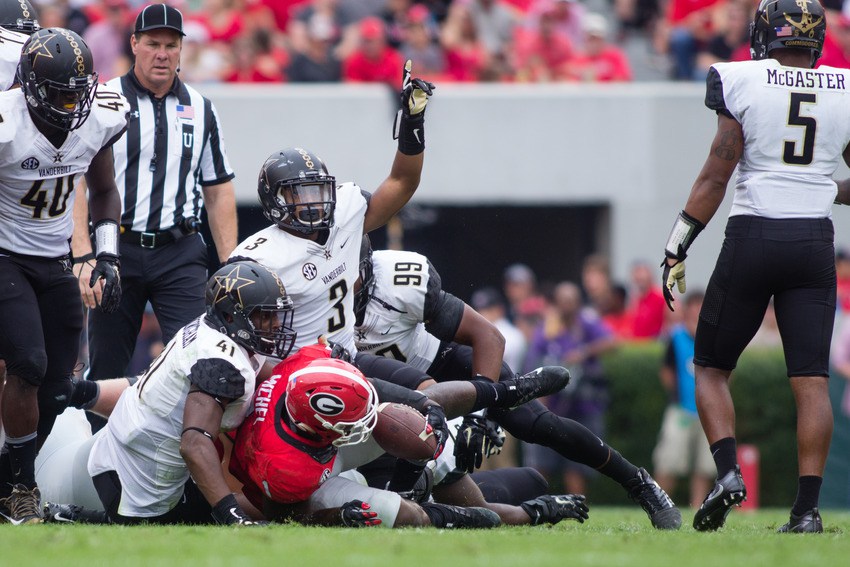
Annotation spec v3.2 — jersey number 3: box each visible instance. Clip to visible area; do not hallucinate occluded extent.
[783,92,817,166]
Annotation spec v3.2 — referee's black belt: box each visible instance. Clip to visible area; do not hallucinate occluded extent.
[120,226,195,249]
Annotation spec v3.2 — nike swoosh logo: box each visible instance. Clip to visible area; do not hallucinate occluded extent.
[340,236,351,249]
[380,325,393,336]
[413,128,421,144]
[0,511,31,525]
[52,513,75,523]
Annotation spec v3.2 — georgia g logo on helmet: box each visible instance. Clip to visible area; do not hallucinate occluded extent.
[309,393,346,416]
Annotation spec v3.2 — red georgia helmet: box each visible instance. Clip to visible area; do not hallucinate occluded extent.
[284,358,378,447]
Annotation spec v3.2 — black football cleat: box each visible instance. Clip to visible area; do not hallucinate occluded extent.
[625,468,682,530]
[508,366,571,409]
[392,467,434,505]
[0,484,43,525]
[777,508,823,534]
[43,502,110,524]
[693,465,747,532]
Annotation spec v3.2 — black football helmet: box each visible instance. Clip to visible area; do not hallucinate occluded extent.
[354,234,375,322]
[17,28,98,131]
[750,0,826,64]
[0,0,39,35]
[205,261,297,359]
[257,148,337,235]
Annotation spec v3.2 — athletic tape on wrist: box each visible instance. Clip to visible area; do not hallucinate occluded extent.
[94,221,119,258]
[664,211,705,259]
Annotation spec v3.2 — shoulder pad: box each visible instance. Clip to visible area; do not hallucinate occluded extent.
[90,87,130,139]
[0,91,23,144]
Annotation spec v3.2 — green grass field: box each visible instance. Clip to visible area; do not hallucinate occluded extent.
[2,507,849,567]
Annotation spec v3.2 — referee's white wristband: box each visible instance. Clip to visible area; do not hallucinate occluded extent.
[94,220,119,258]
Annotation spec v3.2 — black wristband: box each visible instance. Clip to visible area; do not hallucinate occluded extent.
[211,493,243,525]
[394,112,425,155]
[73,252,96,265]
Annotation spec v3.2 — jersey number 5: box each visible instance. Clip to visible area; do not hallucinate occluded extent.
[783,92,817,166]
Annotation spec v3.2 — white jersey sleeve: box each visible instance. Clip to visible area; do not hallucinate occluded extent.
[230,183,368,358]
[0,28,27,90]
[708,59,850,219]
[354,249,441,372]
[87,316,260,517]
[0,87,128,256]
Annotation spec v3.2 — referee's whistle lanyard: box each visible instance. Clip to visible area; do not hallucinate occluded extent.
[149,97,164,173]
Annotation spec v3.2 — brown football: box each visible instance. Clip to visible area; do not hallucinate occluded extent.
[372,402,437,461]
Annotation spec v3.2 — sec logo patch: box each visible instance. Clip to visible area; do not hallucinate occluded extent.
[302,263,317,280]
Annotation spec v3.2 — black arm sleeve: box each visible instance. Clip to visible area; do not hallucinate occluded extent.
[421,260,464,341]
[705,67,734,119]
[368,377,430,414]
[188,358,246,400]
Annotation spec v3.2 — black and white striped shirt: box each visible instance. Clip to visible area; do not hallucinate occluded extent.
[107,70,235,232]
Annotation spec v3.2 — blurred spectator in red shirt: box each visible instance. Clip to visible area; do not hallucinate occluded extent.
[226,29,288,82]
[695,0,749,78]
[441,1,493,80]
[399,4,446,78]
[627,260,667,339]
[566,13,632,82]
[83,0,133,81]
[343,16,404,84]
[287,10,343,81]
[655,0,723,80]
[601,283,634,339]
[260,0,309,33]
[195,0,246,43]
[524,0,585,48]
[513,5,574,81]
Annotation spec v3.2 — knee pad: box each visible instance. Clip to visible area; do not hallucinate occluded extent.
[38,377,74,416]
[6,348,48,386]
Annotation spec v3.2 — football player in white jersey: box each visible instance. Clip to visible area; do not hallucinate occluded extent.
[0,28,126,525]
[0,0,38,90]
[353,238,683,530]
[86,260,297,525]
[661,0,846,533]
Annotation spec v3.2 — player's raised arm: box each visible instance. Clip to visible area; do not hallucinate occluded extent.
[364,60,435,233]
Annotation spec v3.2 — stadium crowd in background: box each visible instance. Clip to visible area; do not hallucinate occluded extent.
[29,0,850,84]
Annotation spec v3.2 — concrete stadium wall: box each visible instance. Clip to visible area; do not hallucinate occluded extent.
[199,82,850,286]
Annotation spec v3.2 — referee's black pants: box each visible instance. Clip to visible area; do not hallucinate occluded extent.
[87,233,208,385]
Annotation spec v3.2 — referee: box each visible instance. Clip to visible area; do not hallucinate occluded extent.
[71,3,238,427]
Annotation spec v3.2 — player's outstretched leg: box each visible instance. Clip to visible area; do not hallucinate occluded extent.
[692,465,747,531]
[420,502,501,529]
[624,468,682,530]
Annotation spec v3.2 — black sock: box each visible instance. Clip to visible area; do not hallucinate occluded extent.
[791,476,822,515]
[69,379,100,410]
[709,437,738,478]
[598,448,640,486]
[386,459,426,493]
[469,380,508,412]
[0,448,12,498]
[6,433,38,488]
[421,502,460,528]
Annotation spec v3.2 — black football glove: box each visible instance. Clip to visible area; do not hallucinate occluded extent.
[424,404,449,459]
[453,415,505,474]
[400,59,434,118]
[339,500,381,527]
[328,340,352,363]
[89,254,121,313]
[211,494,268,526]
[520,494,589,526]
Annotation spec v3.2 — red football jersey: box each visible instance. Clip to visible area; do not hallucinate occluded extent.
[231,343,340,508]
